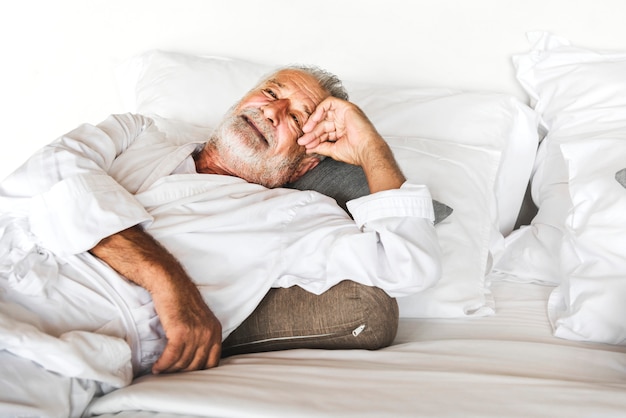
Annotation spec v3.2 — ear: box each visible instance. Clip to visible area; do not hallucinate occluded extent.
[288,155,321,183]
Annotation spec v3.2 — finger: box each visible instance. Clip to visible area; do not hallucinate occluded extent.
[302,106,327,133]
[299,120,337,147]
[183,339,220,372]
[305,138,336,157]
[152,340,185,374]
[171,346,197,372]
[303,133,333,152]
[300,122,331,144]
[298,132,318,147]
[302,98,336,133]
[184,344,211,372]
[163,344,202,374]
[206,340,222,369]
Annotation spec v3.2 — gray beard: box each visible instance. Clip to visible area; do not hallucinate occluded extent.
[207,110,304,188]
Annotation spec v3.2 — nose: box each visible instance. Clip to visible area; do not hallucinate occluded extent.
[262,99,289,126]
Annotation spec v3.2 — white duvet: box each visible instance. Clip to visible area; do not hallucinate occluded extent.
[0,308,133,416]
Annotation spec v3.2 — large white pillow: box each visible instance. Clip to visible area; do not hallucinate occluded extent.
[493,32,626,285]
[390,137,500,317]
[549,139,626,345]
[117,51,272,130]
[117,50,538,318]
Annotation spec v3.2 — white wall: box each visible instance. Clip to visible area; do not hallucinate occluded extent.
[2,0,626,179]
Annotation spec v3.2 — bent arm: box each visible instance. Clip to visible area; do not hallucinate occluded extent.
[90,225,222,374]
[294,98,441,294]
[1,114,221,374]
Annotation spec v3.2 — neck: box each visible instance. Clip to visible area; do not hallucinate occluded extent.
[193,144,233,176]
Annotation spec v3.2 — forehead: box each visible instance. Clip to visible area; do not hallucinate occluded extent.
[262,69,329,111]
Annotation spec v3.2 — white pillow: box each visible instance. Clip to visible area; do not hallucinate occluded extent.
[118,50,538,237]
[494,32,626,285]
[117,50,538,318]
[390,137,500,317]
[549,139,626,345]
[117,50,272,129]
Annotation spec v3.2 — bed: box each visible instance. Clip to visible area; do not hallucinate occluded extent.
[2,1,626,417]
[83,281,626,418]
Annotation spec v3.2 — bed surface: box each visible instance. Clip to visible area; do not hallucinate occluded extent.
[85,279,626,417]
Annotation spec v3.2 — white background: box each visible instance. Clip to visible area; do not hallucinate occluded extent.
[2,0,626,179]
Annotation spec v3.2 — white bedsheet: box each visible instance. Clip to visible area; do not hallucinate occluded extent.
[84,280,626,418]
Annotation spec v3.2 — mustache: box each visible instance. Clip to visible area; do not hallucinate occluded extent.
[239,108,275,145]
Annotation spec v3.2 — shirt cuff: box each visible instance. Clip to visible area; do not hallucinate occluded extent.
[346,182,434,227]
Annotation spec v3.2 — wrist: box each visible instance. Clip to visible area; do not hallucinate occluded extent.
[361,141,405,193]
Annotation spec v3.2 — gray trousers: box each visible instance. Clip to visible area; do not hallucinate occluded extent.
[222,280,399,357]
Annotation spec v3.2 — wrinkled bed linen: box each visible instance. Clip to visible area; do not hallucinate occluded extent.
[0,318,132,417]
[85,280,626,418]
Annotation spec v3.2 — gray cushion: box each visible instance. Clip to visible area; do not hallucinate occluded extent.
[616,168,626,188]
[287,158,453,224]
[222,280,398,357]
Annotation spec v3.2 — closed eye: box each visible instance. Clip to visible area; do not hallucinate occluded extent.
[264,88,278,99]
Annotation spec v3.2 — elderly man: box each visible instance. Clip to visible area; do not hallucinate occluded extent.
[0,65,441,390]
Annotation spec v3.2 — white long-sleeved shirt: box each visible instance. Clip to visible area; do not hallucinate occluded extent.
[0,113,441,374]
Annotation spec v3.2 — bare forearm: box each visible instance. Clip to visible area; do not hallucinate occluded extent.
[359,136,406,194]
[90,225,222,373]
[90,225,191,297]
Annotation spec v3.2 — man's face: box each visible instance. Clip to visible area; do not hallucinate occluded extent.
[207,69,328,188]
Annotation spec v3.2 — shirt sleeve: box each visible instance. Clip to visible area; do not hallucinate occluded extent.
[346,182,435,226]
[279,182,442,297]
[0,114,154,255]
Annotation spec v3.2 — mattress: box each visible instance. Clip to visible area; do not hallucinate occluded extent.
[84,279,626,417]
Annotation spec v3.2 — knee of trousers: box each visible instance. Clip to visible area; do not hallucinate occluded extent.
[221,280,399,357]
[353,282,399,350]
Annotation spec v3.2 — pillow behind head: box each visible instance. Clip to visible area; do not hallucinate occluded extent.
[286,157,452,224]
